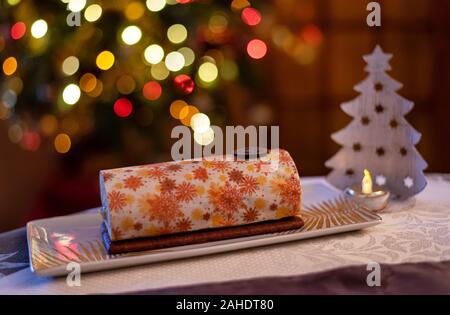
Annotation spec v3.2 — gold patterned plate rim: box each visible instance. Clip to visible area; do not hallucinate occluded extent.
[27,180,382,276]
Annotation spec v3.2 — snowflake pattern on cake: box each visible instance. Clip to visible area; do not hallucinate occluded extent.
[100,149,302,241]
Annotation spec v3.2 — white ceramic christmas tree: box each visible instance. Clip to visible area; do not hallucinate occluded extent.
[326,45,427,199]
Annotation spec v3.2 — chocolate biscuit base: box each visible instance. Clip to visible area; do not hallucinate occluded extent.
[102,216,304,254]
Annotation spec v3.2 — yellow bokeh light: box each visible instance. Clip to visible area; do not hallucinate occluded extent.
[125,2,145,20]
[62,84,81,105]
[8,124,23,143]
[31,19,48,39]
[194,127,215,146]
[54,133,72,154]
[68,0,86,12]
[116,75,136,94]
[84,4,102,22]
[7,0,22,5]
[121,25,142,45]
[179,105,199,126]
[198,62,218,83]
[3,57,18,76]
[40,114,58,135]
[61,56,79,75]
[169,100,188,119]
[96,50,115,70]
[7,76,23,94]
[87,79,103,97]
[146,0,166,12]
[178,47,195,67]
[167,24,187,44]
[231,0,250,11]
[165,51,185,72]
[190,113,210,133]
[150,62,170,81]
[272,25,291,48]
[144,44,164,65]
[209,13,228,34]
[79,73,97,93]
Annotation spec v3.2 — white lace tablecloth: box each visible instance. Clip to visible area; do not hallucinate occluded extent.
[0,175,449,294]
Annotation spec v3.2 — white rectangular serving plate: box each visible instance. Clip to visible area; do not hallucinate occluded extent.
[27,179,381,276]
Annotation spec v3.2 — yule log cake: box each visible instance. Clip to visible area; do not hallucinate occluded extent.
[99,148,303,254]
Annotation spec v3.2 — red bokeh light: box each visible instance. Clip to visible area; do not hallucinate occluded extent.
[301,24,323,47]
[114,98,133,118]
[143,81,162,101]
[11,22,26,40]
[176,0,192,3]
[241,8,261,26]
[174,74,194,94]
[21,131,41,151]
[246,39,267,59]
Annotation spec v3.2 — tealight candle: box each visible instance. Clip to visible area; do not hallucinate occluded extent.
[344,169,390,212]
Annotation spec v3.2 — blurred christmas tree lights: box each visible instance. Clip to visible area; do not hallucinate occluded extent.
[0,0,323,158]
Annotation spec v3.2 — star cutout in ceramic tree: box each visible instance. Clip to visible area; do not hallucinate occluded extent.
[404,176,414,189]
[376,175,386,186]
[363,45,393,72]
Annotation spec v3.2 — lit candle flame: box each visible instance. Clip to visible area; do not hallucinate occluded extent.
[362,169,373,194]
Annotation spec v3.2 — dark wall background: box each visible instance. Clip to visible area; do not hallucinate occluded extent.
[258,0,450,176]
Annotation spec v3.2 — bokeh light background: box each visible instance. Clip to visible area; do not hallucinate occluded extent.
[0,0,449,231]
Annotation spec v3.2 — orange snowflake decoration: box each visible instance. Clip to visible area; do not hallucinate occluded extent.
[193,167,209,182]
[139,192,183,229]
[176,181,197,202]
[107,191,127,211]
[123,176,143,191]
[208,182,246,216]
